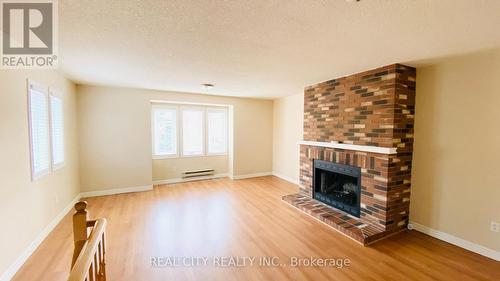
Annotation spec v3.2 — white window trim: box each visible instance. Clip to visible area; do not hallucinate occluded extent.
[206,107,229,156]
[49,88,65,170]
[151,104,179,159]
[27,80,51,181]
[151,103,229,159]
[180,105,206,157]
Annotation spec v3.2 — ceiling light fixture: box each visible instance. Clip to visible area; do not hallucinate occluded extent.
[202,83,214,90]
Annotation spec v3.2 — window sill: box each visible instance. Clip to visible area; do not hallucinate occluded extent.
[31,169,50,181]
[152,153,228,160]
[153,154,178,160]
[206,153,228,157]
[52,162,65,171]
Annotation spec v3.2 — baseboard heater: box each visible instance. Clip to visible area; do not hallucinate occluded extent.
[181,169,215,179]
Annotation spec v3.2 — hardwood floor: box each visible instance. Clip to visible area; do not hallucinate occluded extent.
[13,176,500,281]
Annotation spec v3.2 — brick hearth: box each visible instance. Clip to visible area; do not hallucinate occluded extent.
[283,193,387,245]
[283,63,416,245]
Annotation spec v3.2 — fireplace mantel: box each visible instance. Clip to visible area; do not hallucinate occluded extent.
[298,140,397,155]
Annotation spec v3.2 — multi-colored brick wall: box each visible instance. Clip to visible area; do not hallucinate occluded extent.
[303,64,416,149]
[299,64,416,234]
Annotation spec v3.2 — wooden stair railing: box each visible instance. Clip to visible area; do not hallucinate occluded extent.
[69,201,107,281]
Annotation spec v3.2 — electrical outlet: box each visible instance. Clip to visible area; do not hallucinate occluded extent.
[491,221,500,233]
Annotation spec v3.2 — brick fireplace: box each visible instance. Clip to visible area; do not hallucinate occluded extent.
[283,64,416,245]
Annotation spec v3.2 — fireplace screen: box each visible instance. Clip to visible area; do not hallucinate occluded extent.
[313,160,361,217]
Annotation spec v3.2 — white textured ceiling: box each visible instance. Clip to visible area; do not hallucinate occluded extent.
[60,0,500,98]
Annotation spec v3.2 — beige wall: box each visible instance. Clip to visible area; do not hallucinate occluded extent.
[272,93,304,183]
[77,85,273,191]
[411,49,500,251]
[0,70,79,277]
[76,86,153,191]
[153,156,229,181]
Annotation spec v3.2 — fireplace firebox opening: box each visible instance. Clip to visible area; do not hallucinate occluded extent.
[313,160,361,217]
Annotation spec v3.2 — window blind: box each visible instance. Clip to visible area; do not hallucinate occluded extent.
[151,104,229,159]
[181,108,204,156]
[207,108,228,154]
[50,95,64,167]
[153,107,177,156]
[28,85,50,179]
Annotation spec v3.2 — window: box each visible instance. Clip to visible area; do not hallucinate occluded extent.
[151,104,228,158]
[50,93,64,168]
[28,82,50,180]
[28,82,66,180]
[152,106,178,157]
[181,107,204,156]
[207,108,228,154]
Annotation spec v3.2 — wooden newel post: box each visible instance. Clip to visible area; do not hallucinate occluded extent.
[71,201,88,267]
[68,201,107,281]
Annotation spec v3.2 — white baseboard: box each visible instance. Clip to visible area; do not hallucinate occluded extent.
[80,184,153,198]
[230,172,272,180]
[153,174,229,185]
[409,221,500,261]
[0,194,81,281]
[272,171,299,185]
